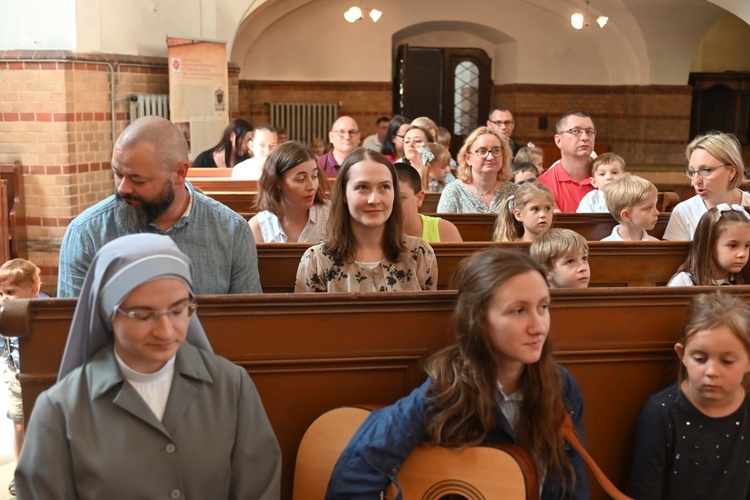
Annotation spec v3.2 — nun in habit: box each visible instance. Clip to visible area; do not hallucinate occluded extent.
[16,233,281,499]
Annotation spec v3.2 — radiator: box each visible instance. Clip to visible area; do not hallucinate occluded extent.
[129,94,170,122]
[269,102,339,144]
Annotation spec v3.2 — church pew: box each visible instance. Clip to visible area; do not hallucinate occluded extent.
[424,190,678,215]
[201,188,676,225]
[198,189,671,242]
[434,212,670,241]
[187,167,233,178]
[257,241,688,292]
[0,162,26,258]
[6,287,748,500]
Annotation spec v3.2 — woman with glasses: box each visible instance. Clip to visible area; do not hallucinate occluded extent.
[380,115,410,164]
[16,233,281,499]
[436,126,516,213]
[663,132,749,240]
[400,125,435,167]
[193,118,253,168]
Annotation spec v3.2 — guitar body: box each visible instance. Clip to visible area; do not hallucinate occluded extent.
[386,443,539,500]
[293,407,371,500]
[293,406,539,500]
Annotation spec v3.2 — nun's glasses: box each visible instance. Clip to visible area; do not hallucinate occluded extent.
[114,299,198,323]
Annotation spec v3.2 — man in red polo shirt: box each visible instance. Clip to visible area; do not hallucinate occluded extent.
[537,110,596,212]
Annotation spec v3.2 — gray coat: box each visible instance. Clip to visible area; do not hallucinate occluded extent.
[16,342,281,499]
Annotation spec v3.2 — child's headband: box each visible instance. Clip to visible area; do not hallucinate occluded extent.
[419,146,435,166]
[715,203,750,221]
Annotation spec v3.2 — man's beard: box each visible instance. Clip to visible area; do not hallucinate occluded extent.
[116,180,176,233]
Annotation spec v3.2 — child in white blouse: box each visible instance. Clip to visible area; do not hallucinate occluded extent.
[668,204,750,286]
[576,153,625,213]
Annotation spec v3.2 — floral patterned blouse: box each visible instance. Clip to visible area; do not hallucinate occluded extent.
[436,180,516,213]
[294,234,437,293]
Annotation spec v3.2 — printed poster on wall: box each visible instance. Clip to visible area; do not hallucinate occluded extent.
[167,36,229,161]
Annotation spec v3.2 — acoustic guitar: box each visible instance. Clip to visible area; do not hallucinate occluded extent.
[293,406,540,500]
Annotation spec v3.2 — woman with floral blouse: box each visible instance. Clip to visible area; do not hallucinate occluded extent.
[294,148,437,292]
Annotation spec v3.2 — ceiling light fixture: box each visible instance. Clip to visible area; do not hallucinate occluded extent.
[571,0,608,30]
[344,5,382,23]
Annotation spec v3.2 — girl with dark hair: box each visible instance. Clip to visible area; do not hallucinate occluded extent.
[380,115,410,163]
[248,141,331,243]
[326,248,588,499]
[192,118,253,168]
[667,204,750,286]
[294,148,436,292]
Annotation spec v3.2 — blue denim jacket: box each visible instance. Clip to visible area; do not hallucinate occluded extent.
[326,365,589,500]
[57,182,262,297]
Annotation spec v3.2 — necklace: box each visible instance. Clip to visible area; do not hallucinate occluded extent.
[473,183,496,197]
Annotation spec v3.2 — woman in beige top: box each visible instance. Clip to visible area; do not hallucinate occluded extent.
[295,148,437,292]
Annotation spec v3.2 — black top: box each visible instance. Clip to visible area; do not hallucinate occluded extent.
[193,149,218,167]
[627,383,750,499]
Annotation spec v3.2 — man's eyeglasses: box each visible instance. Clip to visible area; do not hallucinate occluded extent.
[560,128,597,137]
[114,299,198,323]
[403,137,425,146]
[332,129,360,137]
[472,147,504,159]
[489,120,514,127]
[685,164,732,179]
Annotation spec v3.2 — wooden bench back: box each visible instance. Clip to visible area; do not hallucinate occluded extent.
[0,162,25,258]
[256,241,689,292]
[5,287,749,499]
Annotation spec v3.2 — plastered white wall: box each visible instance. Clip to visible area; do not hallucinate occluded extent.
[0,0,76,50]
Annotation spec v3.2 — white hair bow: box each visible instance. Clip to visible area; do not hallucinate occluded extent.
[715,203,750,220]
[419,146,435,165]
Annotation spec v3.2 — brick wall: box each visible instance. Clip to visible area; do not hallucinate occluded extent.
[0,51,240,295]
[492,84,693,166]
[240,81,392,139]
[239,81,693,164]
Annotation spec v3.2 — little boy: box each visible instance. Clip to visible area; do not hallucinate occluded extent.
[529,228,590,288]
[394,163,463,243]
[0,258,46,496]
[511,162,540,186]
[576,153,626,213]
[602,173,660,241]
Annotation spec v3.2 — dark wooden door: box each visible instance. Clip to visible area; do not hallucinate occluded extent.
[395,45,492,156]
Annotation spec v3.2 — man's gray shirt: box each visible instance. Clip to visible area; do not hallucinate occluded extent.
[58,183,262,297]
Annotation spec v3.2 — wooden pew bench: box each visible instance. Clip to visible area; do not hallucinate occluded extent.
[257,241,689,292]
[6,287,750,500]
[203,189,677,226]
[0,162,25,259]
[437,212,670,241]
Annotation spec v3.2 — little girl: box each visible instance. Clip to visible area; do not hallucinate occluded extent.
[419,142,456,193]
[326,249,589,499]
[667,204,750,286]
[627,291,750,499]
[493,182,555,242]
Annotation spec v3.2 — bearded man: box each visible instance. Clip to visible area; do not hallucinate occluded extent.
[57,116,262,297]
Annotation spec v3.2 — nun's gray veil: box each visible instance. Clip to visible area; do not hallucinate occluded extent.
[57,233,212,380]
